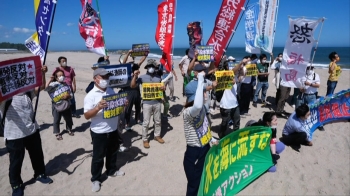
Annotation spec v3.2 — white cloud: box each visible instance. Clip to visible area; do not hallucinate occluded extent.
[13,27,35,33]
[4,35,10,38]
[67,23,74,26]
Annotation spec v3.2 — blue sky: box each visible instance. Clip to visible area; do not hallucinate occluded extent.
[0,0,349,50]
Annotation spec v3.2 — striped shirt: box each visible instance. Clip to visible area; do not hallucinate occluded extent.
[183,108,201,147]
[2,91,39,140]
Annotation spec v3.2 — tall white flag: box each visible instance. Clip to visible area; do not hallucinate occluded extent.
[280,18,322,88]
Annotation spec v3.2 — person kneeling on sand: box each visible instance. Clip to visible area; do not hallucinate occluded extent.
[281,104,313,147]
[183,71,218,196]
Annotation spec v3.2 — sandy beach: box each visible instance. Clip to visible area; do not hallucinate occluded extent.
[0,51,349,195]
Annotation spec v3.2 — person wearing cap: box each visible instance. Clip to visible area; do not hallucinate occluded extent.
[120,50,147,131]
[297,65,325,131]
[84,68,125,192]
[253,53,273,107]
[183,70,218,196]
[85,56,110,94]
[130,59,165,148]
[53,56,80,118]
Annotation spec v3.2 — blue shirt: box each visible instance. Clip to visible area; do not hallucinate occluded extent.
[282,112,311,141]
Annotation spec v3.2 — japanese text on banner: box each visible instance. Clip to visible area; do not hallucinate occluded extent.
[198,126,273,195]
[215,71,235,91]
[99,64,132,88]
[49,84,71,103]
[245,64,258,76]
[131,43,150,57]
[142,83,164,100]
[103,93,128,119]
[245,3,260,54]
[197,45,215,62]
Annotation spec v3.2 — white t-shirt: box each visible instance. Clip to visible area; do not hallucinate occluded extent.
[179,55,190,73]
[220,84,239,109]
[301,73,320,94]
[84,86,119,134]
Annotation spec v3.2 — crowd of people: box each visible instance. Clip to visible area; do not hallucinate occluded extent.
[0,49,343,196]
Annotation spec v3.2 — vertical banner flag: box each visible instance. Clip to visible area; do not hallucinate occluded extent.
[187,21,203,59]
[255,0,278,53]
[198,126,274,195]
[25,0,55,61]
[304,89,350,140]
[0,56,43,102]
[207,0,246,67]
[155,0,175,72]
[79,0,106,56]
[245,3,260,54]
[280,18,321,88]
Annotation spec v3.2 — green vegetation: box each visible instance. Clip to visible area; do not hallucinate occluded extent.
[0,42,29,51]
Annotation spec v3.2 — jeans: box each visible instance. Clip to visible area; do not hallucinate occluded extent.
[124,90,141,125]
[6,130,46,188]
[90,130,120,182]
[52,104,73,134]
[282,132,308,146]
[70,92,77,115]
[183,144,210,196]
[219,106,240,139]
[142,103,162,141]
[253,81,269,102]
[239,83,253,114]
[326,80,338,96]
[276,85,291,113]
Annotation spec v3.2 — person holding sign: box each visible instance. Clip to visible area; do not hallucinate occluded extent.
[253,53,273,107]
[183,71,218,196]
[1,65,53,196]
[236,56,253,116]
[179,49,191,96]
[84,68,125,192]
[271,53,283,105]
[130,59,165,149]
[326,52,342,96]
[45,70,74,140]
[160,62,178,119]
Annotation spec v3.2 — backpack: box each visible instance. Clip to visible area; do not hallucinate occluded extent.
[0,91,32,137]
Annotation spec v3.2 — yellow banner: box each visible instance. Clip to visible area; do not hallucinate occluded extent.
[245,64,258,76]
[142,83,164,100]
[215,71,235,91]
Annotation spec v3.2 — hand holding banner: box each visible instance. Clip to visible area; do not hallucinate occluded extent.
[102,93,128,119]
[0,56,43,102]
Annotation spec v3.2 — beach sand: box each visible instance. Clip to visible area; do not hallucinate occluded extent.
[0,52,349,195]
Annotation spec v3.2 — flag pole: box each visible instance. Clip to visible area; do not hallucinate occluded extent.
[310,17,326,66]
[219,0,251,63]
[33,0,57,122]
[96,0,108,56]
[270,0,279,57]
[201,20,203,45]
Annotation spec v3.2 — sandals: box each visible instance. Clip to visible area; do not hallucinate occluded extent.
[67,130,74,136]
[56,134,63,140]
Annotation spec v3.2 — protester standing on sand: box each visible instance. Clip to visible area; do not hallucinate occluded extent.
[2,65,53,196]
[270,53,283,105]
[179,49,191,96]
[183,71,218,196]
[326,51,342,96]
[130,59,166,149]
[54,56,80,118]
[160,62,178,119]
[84,68,125,192]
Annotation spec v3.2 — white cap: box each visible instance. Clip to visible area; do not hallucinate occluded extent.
[227,56,235,61]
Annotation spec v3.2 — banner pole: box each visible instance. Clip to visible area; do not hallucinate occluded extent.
[201,20,203,45]
[33,0,57,123]
[219,0,251,63]
[96,0,108,56]
[171,0,177,62]
[310,18,325,66]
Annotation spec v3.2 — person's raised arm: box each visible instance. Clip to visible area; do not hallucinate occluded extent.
[130,70,140,88]
[189,72,205,117]
[123,50,132,64]
[187,51,198,76]
[270,58,279,70]
[138,54,148,66]
[269,53,274,66]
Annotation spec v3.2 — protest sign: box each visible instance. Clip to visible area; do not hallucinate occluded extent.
[304,89,350,139]
[99,64,132,88]
[142,83,164,100]
[198,126,273,196]
[48,84,71,103]
[131,43,150,57]
[197,45,214,62]
[0,56,42,102]
[228,62,235,70]
[245,64,258,76]
[194,107,212,146]
[102,92,128,119]
[215,71,234,91]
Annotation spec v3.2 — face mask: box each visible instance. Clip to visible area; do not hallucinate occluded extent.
[246,61,251,65]
[271,125,277,129]
[306,70,314,75]
[148,67,155,74]
[262,60,266,64]
[58,76,65,82]
[99,79,108,88]
[278,57,283,61]
[61,62,67,67]
[204,63,210,68]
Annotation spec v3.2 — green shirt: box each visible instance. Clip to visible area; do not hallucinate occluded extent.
[257,63,269,82]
